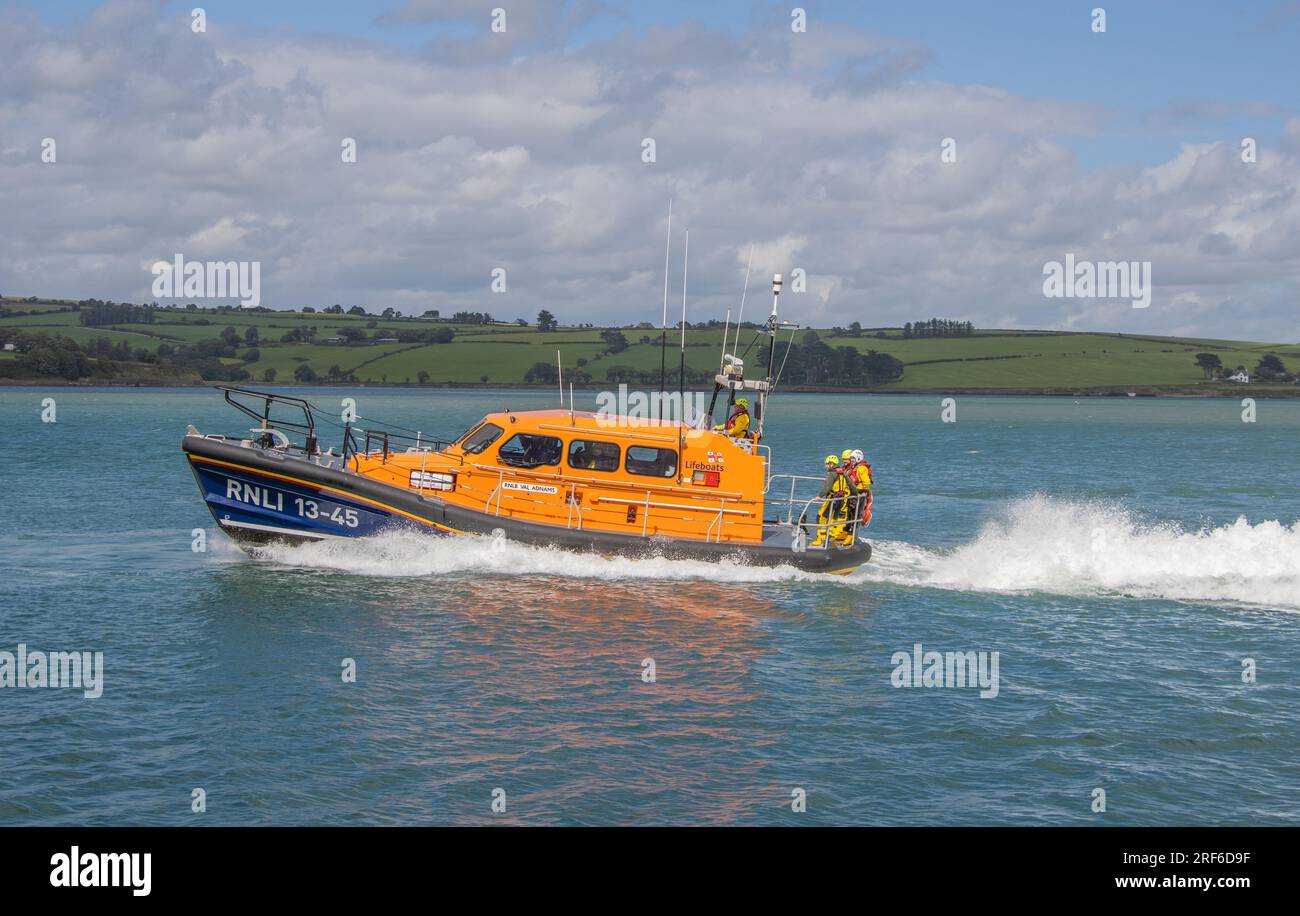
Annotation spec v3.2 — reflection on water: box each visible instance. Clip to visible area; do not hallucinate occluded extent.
[193,559,792,824]
[4,390,1299,824]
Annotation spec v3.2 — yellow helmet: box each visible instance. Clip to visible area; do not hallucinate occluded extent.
[841,449,854,462]
[824,454,839,467]
[735,397,749,409]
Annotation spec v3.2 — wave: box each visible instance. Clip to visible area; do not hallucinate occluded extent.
[248,529,819,584]
[240,495,1300,610]
[852,495,1300,610]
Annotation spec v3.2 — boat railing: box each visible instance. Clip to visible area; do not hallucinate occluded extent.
[342,425,455,467]
[765,474,826,525]
[217,385,320,454]
[791,492,866,552]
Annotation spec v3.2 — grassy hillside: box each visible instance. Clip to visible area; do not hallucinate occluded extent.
[2,296,1297,394]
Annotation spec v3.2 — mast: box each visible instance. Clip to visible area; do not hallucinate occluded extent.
[679,228,688,427]
[758,273,782,440]
[658,199,672,421]
[767,273,782,385]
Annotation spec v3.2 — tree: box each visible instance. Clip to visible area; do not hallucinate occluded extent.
[347,305,367,316]
[417,370,430,384]
[262,368,277,382]
[1194,353,1222,379]
[1255,353,1287,380]
[220,325,241,347]
[599,329,628,353]
[524,361,558,383]
[293,364,317,382]
[244,326,259,345]
[537,310,558,332]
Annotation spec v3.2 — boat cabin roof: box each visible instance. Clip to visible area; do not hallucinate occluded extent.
[457,408,745,453]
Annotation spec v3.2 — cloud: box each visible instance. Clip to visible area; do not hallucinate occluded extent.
[0,0,1296,340]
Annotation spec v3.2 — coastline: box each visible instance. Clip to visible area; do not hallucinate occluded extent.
[3,378,1296,398]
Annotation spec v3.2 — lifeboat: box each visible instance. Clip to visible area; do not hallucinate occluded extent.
[181,275,872,574]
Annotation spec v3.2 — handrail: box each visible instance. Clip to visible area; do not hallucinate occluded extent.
[218,385,316,438]
[766,473,826,524]
[592,495,749,516]
[485,469,505,516]
[792,492,862,552]
[565,483,585,530]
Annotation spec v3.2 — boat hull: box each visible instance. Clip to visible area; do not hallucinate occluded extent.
[184,434,870,574]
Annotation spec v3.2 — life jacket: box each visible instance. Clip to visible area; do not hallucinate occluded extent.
[726,408,751,439]
[854,461,872,489]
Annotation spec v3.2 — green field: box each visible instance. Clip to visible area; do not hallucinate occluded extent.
[2,297,1297,393]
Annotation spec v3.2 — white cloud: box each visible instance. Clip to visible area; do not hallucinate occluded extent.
[0,0,1295,340]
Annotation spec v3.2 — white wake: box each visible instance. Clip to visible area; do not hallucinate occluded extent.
[851,495,1300,610]
[237,495,1300,610]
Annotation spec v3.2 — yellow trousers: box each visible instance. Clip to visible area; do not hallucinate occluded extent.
[815,499,852,544]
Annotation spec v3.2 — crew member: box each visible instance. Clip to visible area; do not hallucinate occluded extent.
[713,397,751,440]
[850,448,872,526]
[813,453,857,546]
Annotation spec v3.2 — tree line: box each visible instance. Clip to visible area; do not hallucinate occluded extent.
[1195,351,1295,382]
[903,319,974,338]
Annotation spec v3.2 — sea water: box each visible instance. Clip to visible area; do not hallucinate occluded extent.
[1,388,1297,825]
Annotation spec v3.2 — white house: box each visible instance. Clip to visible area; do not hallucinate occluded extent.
[1228,370,1250,383]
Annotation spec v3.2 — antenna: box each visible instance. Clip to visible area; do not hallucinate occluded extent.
[733,244,753,357]
[679,229,688,426]
[719,308,731,373]
[658,199,672,421]
[556,349,563,407]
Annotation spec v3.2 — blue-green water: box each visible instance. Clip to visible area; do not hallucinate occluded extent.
[1,387,1298,825]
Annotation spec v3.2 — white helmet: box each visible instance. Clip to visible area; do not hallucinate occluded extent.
[851,449,864,463]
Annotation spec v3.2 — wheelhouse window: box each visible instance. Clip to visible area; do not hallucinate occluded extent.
[568,439,620,472]
[497,433,563,468]
[625,445,677,478]
[460,423,503,454]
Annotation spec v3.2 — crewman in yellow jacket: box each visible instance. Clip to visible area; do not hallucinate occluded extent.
[848,448,872,526]
[714,397,751,440]
[813,453,857,546]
